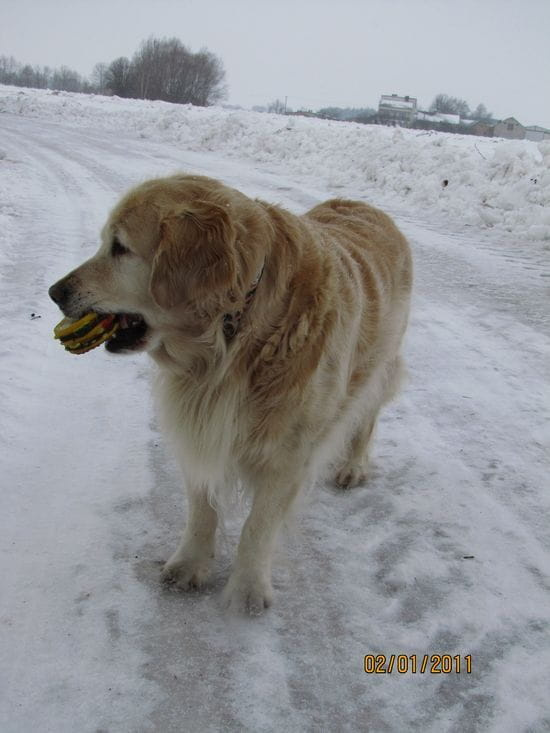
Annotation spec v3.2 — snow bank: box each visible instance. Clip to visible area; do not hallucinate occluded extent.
[1,85,549,243]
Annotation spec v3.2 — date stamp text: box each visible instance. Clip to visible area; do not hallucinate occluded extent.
[364,654,472,674]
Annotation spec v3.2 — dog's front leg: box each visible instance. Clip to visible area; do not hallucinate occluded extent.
[222,478,301,614]
[161,485,218,590]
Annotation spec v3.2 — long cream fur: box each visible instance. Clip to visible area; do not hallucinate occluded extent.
[49,174,412,614]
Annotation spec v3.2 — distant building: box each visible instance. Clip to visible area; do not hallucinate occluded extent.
[375,96,547,141]
[493,117,525,140]
[469,120,495,137]
[525,125,550,141]
[378,94,417,127]
[416,111,461,126]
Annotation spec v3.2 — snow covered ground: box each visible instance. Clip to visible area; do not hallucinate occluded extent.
[1,85,550,246]
[0,88,549,732]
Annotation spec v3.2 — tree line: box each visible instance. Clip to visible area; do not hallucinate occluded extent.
[255,94,494,140]
[259,93,492,127]
[0,55,86,93]
[0,37,226,107]
[255,100,378,123]
[429,94,492,121]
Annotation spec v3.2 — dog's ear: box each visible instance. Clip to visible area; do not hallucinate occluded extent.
[149,200,237,309]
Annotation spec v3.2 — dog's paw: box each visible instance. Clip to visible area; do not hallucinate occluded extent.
[221,571,273,615]
[160,554,212,591]
[334,462,367,489]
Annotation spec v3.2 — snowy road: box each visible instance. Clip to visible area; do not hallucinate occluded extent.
[1,112,549,733]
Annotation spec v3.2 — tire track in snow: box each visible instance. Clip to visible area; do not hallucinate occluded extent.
[0,115,348,731]
[0,117,165,731]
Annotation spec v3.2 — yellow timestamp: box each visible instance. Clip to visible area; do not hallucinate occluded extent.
[364,654,472,674]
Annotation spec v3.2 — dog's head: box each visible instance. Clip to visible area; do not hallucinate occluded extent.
[49,175,264,355]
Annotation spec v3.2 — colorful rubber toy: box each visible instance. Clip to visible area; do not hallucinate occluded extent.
[53,312,119,354]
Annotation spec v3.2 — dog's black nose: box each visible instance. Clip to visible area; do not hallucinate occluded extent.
[48,279,70,306]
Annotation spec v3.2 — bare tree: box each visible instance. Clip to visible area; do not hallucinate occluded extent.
[91,63,109,94]
[186,49,226,106]
[430,94,470,118]
[267,99,288,114]
[105,57,133,97]
[471,103,492,121]
[19,64,36,87]
[128,37,226,106]
[132,37,162,99]
[40,66,52,88]
[0,56,50,88]
[51,66,82,92]
[0,55,19,84]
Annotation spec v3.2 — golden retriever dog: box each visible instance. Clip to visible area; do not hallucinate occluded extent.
[49,174,412,614]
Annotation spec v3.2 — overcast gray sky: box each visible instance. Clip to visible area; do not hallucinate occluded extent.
[2,0,550,127]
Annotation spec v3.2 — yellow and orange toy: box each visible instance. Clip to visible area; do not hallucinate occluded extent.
[53,312,119,354]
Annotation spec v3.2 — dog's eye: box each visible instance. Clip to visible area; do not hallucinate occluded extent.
[111,237,129,257]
